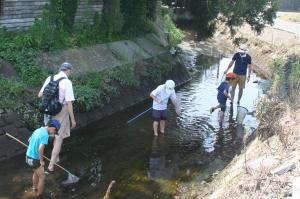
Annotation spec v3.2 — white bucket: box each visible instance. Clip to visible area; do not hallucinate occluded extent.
[292,177,300,199]
[236,106,248,124]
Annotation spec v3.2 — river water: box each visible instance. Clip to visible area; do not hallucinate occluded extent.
[0,54,265,199]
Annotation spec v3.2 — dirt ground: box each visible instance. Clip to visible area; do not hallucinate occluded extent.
[177,16,300,199]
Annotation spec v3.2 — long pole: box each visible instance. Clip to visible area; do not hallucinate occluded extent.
[5,133,77,177]
[127,107,152,124]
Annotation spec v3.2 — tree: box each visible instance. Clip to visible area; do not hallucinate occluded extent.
[163,0,278,39]
[102,0,124,38]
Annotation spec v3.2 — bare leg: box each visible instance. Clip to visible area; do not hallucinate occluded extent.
[48,136,64,170]
[210,104,221,113]
[36,166,45,197]
[231,83,237,103]
[153,121,159,136]
[160,120,165,133]
[237,88,243,103]
[219,111,225,124]
[32,171,38,191]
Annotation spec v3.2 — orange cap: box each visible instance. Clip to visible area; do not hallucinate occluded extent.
[226,72,236,79]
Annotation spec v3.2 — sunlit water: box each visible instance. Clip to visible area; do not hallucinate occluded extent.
[0,55,265,199]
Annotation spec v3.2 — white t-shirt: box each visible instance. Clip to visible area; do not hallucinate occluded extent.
[40,71,75,104]
[151,84,176,110]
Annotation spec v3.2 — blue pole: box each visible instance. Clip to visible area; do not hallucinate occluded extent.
[127,107,153,124]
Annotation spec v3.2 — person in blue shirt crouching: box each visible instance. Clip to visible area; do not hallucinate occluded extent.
[210,72,236,124]
[26,119,61,198]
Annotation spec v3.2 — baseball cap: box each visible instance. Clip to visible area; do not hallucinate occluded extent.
[226,72,236,79]
[165,80,175,94]
[48,119,61,134]
[60,62,73,71]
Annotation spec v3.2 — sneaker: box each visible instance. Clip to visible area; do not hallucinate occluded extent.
[210,108,215,114]
[45,168,54,175]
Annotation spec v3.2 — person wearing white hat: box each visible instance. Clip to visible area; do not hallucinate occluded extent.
[224,44,252,105]
[150,80,180,136]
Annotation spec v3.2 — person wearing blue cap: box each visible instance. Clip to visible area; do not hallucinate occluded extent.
[38,62,77,172]
[26,119,61,198]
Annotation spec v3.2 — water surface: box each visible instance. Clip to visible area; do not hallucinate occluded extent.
[0,54,264,199]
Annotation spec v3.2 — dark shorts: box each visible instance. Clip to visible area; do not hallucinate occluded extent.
[219,103,226,112]
[26,156,40,170]
[152,109,167,121]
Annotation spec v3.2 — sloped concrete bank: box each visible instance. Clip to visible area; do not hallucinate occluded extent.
[0,34,191,161]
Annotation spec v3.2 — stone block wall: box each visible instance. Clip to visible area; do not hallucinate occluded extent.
[0,0,103,31]
[0,112,31,161]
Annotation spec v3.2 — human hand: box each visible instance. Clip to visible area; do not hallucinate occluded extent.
[71,119,77,129]
[40,161,45,167]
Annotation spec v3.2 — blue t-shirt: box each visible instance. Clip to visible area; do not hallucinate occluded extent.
[217,81,230,104]
[232,52,252,75]
[26,127,49,160]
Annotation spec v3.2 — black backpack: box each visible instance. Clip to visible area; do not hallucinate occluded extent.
[41,76,66,116]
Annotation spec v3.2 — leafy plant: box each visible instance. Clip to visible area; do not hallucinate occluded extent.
[108,64,139,87]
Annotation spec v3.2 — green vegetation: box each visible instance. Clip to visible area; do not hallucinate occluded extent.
[268,57,285,92]
[163,14,184,46]
[163,0,278,40]
[289,57,300,89]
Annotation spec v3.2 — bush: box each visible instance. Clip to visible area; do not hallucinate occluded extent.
[108,64,139,87]
[163,14,183,46]
[0,76,26,109]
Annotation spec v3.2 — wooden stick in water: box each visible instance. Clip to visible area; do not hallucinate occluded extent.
[103,180,116,199]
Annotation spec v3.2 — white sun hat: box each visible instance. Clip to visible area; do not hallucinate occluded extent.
[165,80,175,94]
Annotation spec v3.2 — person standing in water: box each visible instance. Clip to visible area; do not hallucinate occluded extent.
[210,72,236,124]
[150,80,180,136]
[38,62,76,172]
[26,119,61,198]
[224,44,252,105]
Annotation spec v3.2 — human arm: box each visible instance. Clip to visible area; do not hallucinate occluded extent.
[38,144,45,167]
[66,101,76,129]
[38,77,50,98]
[150,93,162,103]
[224,60,234,74]
[224,54,238,74]
[247,64,252,82]
[223,91,232,101]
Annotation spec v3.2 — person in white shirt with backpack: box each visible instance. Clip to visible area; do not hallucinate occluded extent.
[38,62,76,172]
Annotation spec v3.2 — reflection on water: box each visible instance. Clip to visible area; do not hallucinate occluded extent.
[148,136,178,180]
[0,54,264,199]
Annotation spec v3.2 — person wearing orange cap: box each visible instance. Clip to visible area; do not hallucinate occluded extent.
[224,44,252,105]
[210,72,236,124]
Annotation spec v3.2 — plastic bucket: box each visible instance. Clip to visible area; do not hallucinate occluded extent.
[236,106,248,124]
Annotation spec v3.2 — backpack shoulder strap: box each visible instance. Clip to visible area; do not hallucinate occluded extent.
[55,77,66,83]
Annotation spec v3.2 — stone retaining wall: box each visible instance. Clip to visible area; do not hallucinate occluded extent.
[0,112,31,161]
[0,0,103,31]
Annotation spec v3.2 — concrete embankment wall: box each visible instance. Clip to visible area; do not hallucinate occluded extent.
[0,33,190,161]
[0,0,103,31]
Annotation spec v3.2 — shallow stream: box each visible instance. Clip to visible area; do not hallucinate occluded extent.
[0,53,265,199]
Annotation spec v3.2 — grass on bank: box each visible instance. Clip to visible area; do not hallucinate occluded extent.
[0,6,182,128]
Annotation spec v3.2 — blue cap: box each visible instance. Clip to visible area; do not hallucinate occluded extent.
[48,119,61,134]
[60,62,73,71]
